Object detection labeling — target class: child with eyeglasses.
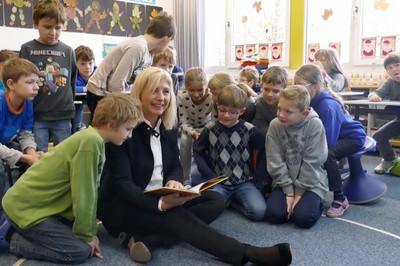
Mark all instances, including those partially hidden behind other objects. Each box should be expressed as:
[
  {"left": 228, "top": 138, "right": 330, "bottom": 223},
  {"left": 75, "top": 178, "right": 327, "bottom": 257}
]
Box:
[
  {"left": 193, "top": 85, "right": 268, "bottom": 221},
  {"left": 208, "top": 72, "right": 256, "bottom": 123}
]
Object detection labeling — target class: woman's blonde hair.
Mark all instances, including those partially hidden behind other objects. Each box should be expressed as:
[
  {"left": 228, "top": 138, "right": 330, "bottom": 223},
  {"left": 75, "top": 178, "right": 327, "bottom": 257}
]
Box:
[{"left": 130, "top": 67, "right": 177, "bottom": 130}]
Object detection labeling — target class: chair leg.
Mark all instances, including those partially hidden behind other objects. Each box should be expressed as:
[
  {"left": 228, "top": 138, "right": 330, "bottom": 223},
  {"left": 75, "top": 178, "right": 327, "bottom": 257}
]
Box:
[
  {"left": 343, "top": 156, "right": 387, "bottom": 204},
  {"left": 5, "top": 164, "right": 14, "bottom": 187}
]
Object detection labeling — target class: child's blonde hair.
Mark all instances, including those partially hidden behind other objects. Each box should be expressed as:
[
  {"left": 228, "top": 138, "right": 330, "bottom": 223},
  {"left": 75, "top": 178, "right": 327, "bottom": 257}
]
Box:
[
  {"left": 208, "top": 72, "right": 236, "bottom": 91},
  {"left": 279, "top": 85, "right": 310, "bottom": 112},
  {"left": 0, "top": 49, "right": 18, "bottom": 64},
  {"left": 75, "top": 45, "right": 95, "bottom": 62},
  {"left": 261, "top": 66, "right": 288, "bottom": 87},
  {"left": 2, "top": 58, "right": 39, "bottom": 89},
  {"left": 184, "top": 67, "right": 208, "bottom": 90},
  {"left": 314, "top": 48, "right": 349, "bottom": 88},
  {"left": 92, "top": 93, "right": 143, "bottom": 129},
  {"left": 237, "top": 83, "right": 256, "bottom": 98},
  {"left": 295, "top": 64, "right": 347, "bottom": 113},
  {"left": 217, "top": 85, "right": 247, "bottom": 109},
  {"left": 153, "top": 46, "right": 176, "bottom": 66},
  {"left": 130, "top": 67, "right": 177, "bottom": 130},
  {"left": 240, "top": 66, "right": 259, "bottom": 84},
  {"left": 33, "top": 0, "right": 67, "bottom": 25}
]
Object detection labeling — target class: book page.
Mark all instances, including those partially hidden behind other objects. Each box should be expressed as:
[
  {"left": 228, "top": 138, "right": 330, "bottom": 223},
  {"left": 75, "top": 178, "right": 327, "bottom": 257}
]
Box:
[{"left": 144, "top": 176, "right": 227, "bottom": 196}]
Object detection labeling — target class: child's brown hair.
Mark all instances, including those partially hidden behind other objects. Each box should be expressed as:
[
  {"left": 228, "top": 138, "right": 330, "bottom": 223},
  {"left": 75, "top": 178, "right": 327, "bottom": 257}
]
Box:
[
  {"left": 184, "top": 67, "right": 208, "bottom": 89},
  {"left": 2, "top": 58, "right": 40, "bottom": 90},
  {"left": 261, "top": 66, "right": 288, "bottom": 87},
  {"left": 383, "top": 52, "right": 400, "bottom": 70},
  {"left": 33, "top": 0, "right": 67, "bottom": 25},
  {"left": 145, "top": 11, "right": 176, "bottom": 40},
  {"left": 75, "top": 45, "right": 95, "bottom": 62},
  {"left": 153, "top": 46, "right": 176, "bottom": 66},
  {"left": 217, "top": 85, "right": 248, "bottom": 109},
  {"left": 240, "top": 66, "right": 259, "bottom": 85},
  {"left": 0, "top": 49, "right": 18, "bottom": 63},
  {"left": 92, "top": 93, "right": 143, "bottom": 129}
]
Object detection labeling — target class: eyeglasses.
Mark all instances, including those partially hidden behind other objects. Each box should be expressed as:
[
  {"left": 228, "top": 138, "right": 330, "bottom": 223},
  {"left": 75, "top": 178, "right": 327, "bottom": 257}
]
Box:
[{"left": 217, "top": 108, "right": 240, "bottom": 116}]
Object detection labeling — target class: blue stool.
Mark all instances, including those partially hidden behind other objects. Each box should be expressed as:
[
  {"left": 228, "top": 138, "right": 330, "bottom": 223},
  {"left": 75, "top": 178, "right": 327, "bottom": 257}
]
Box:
[{"left": 343, "top": 136, "right": 387, "bottom": 204}]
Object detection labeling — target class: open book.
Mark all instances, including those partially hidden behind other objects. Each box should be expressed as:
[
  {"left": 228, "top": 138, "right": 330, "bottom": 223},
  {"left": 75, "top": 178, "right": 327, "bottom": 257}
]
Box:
[{"left": 144, "top": 176, "right": 228, "bottom": 196}]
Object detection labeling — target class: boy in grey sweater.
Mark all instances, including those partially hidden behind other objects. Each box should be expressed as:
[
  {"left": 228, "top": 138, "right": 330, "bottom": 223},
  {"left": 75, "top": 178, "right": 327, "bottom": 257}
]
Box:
[{"left": 265, "top": 85, "right": 328, "bottom": 229}]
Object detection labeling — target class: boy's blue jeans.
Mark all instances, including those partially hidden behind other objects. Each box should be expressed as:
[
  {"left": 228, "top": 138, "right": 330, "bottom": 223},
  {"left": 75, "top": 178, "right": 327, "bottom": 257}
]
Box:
[
  {"left": 33, "top": 120, "right": 71, "bottom": 152},
  {"left": 211, "top": 182, "right": 267, "bottom": 221},
  {"left": 6, "top": 215, "right": 91, "bottom": 264}
]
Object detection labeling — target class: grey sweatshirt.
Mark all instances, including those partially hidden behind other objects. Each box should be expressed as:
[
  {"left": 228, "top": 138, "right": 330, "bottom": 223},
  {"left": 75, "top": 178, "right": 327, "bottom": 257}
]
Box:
[{"left": 266, "top": 108, "right": 328, "bottom": 199}]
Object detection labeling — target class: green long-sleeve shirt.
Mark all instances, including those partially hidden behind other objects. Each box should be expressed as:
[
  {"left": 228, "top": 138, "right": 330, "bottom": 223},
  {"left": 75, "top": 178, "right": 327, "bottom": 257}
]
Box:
[{"left": 2, "top": 126, "right": 105, "bottom": 243}]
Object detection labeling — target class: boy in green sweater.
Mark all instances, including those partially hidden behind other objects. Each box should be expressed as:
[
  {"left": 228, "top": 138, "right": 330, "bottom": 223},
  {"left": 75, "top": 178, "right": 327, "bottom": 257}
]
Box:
[{"left": 0, "top": 93, "right": 142, "bottom": 263}]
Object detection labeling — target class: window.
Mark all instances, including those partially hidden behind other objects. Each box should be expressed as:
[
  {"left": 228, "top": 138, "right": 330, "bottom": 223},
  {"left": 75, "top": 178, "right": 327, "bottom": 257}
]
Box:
[
  {"left": 204, "top": 0, "right": 227, "bottom": 68},
  {"left": 203, "top": 0, "right": 290, "bottom": 69},
  {"left": 353, "top": 0, "right": 400, "bottom": 64},
  {"left": 306, "top": 0, "right": 352, "bottom": 63},
  {"left": 230, "top": 0, "right": 289, "bottom": 66},
  {"left": 306, "top": 0, "right": 400, "bottom": 65}
]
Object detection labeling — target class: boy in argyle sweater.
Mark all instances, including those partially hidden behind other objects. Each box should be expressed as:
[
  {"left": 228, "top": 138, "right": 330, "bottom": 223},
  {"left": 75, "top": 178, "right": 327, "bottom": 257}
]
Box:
[{"left": 193, "top": 85, "right": 268, "bottom": 221}]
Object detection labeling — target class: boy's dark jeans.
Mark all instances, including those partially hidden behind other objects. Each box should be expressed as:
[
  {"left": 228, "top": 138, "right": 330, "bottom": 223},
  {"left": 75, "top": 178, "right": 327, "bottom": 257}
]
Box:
[{"left": 324, "top": 138, "right": 363, "bottom": 192}]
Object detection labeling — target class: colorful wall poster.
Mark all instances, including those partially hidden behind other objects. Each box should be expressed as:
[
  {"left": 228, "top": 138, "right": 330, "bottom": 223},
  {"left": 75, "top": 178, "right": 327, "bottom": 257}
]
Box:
[
  {"left": 329, "top": 42, "right": 341, "bottom": 58},
  {"left": 4, "top": 0, "right": 33, "bottom": 28},
  {"left": 246, "top": 44, "right": 256, "bottom": 58},
  {"left": 62, "top": 0, "right": 85, "bottom": 32},
  {"left": 259, "top": 44, "right": 269, "bottom": 59},
  {"left": 380, "top": 36, "right": 395, "bottom": 57},
  {"left": 126, "top": 3, "right": 145, "bottom": 37},
  {"left": 307, "top": 43, "right": 320, "bottom": 63},
  {"left": 271, "top": 43, "right": 282, "bottom": 61},
  {"left": 102, "top": 1, "right": 128, "bottom": 36},
  {"left": 235, "top": 45, "right": 244, "bottom": 61},
  {"left": 361, "top": 38, "right": 376, "bottom": 58}
]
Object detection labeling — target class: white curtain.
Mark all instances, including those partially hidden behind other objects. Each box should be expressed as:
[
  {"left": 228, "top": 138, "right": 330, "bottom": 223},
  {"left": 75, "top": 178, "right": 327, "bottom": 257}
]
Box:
[{"left": 173, "top": 0, "right": 205, "bottom": 71}]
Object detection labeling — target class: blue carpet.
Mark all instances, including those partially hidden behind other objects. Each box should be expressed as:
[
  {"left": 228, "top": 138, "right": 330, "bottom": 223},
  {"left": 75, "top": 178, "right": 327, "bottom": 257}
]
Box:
[{"left": 1, "top": 155, "right": 399, "bottom": 265}]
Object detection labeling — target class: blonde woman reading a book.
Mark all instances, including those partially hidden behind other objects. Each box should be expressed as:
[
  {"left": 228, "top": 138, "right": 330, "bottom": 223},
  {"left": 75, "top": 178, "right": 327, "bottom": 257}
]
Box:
[{"left": 97, "top": 67, "right": 292, "bottom": 265}]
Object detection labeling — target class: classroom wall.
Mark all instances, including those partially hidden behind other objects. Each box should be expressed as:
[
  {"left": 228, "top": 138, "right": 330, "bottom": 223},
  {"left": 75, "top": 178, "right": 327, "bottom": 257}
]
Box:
[{"left": 0, "top": 0, "right": 174, "bottom": 64}]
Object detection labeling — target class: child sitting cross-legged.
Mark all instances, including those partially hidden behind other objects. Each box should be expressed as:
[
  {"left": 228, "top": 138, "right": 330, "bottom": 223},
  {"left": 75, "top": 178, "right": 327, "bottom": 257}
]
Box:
[{"left": 193, "top": 85, "right": 268, "bottom": 221}]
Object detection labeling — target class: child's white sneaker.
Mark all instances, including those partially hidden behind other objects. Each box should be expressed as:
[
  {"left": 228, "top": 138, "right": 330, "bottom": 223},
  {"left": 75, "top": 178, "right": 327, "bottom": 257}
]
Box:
[{"left": 374, "top": 157, "right": 400, "bottom": 174}]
